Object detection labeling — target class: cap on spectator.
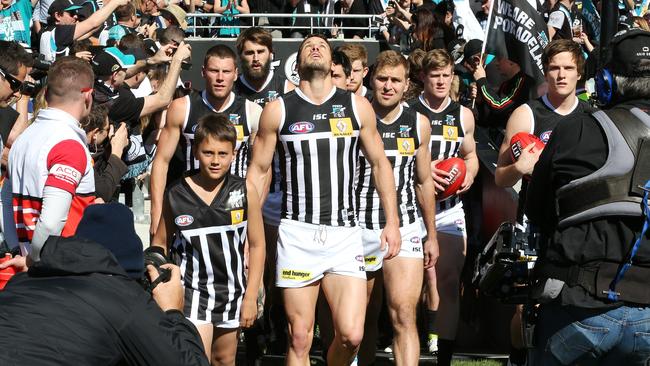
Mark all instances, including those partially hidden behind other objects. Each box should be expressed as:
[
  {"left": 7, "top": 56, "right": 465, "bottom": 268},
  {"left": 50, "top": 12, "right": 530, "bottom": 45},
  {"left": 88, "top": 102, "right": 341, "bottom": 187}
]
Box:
[
  {"left": 460, "top": 39, "right": 483, "bottom": 65},
  {"left": 74, "top": 203, "right": 144, "bottom": 280},
  {"left": 160, "top": 4, "right": 188, "bottom": 31},
  {"left": 607, "top": 28, "right": 650, "bottom": 76},
  {"left": 143, "top": 38, "right": 160, "bottom": 56},
  {"left": 447, "top": 38, "right": 466, "bottom": 65},
  {"left": 48, "top": 0, "right": 85, "bottom": 15},
  {"left": 123, "top": 47, "right": 148, "bottom": 62},
  {"left": 91, "top": 47, "right": 135, "bottom": 77}
]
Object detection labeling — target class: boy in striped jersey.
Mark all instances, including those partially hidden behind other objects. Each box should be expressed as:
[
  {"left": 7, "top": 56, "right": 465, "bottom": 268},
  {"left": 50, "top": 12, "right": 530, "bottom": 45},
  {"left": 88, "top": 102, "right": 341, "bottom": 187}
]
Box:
[
  {"left": 247, "top": 34, "right": 401, "bottom": 366},
  {"left": 356, "top": 50, "right": 439, "bottom": 366},
  {"left": 152, "top": 115, "right": 265, "bottom": 366}
]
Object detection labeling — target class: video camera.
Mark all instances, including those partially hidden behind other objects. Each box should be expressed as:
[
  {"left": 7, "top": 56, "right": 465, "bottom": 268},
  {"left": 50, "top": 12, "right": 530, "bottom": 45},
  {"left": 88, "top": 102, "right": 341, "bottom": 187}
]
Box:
[
  {"left": 141, "top": 246, "right": 172, "bottom": 293},
  {"left": 473, "top": 222, "right": 539, "bottom": 304},
  {"left": 22, "top": 54, "right": 53, "bottom": 97}
]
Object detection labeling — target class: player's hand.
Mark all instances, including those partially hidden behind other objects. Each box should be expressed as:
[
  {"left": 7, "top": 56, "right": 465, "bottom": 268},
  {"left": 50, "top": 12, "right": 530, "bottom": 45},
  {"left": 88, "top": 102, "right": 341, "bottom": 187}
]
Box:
[
  {"left": 75, "top": 51, "right": 93, "bottom": 61},
  {"left": 148, "top": 264, "right": 184, "bottom": 312},
  {"left": 423, "top": 237, "right": 439, "bottom": 269},
  {"left": 380, "top": 222, "right": 402, "bottom": 260},
  {"left": 473, "top": 63, "right": 486, "bottom": 80},
  {"left": 431, "top": 159, "right": 450, "bottom": 193},
  {"left": 0, "top": 255, "right": 28, "bottom": 272},
  {"left": 239, "top": 296, "right": 257, "bottom": 328},
  {"left": 110, "top": 122, "right": 129, "bottom": 156},
  {"left": 456, "top": 164, "right": 475, "bottom": 195},
  {"left": 515, "top": 142, "right": 542, "bottom": 176}
]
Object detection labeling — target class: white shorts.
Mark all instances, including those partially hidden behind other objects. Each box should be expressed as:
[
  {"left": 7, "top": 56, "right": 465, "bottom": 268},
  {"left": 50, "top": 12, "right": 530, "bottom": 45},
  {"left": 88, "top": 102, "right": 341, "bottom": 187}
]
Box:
[
  {"left": 362, "top": 219, "right": 425, "bottom": 272},
  {"left": 262, "top": 192, "right": 282, "bottom": 227},
  {"left": 188, "top": 318, "right": 240, "bottom": 329},
  {"left": 276, "top": 219, "right": 366, "bottom": 288},
  {"left": 435, "top": 201, "right": 467, "bottom": 237}
]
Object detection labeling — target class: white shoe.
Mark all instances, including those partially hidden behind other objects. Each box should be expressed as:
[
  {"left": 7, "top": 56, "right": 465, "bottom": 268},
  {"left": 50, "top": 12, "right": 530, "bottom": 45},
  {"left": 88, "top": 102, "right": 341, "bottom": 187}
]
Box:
[{"left": 427, "top": 334, "right": 438, "bottom": 354}]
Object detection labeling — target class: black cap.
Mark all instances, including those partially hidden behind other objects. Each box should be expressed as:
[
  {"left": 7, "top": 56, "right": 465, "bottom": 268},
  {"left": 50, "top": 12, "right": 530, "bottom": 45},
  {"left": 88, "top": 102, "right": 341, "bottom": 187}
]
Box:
[
  {"left": 607, "top": 29, "right": 650, "bottom": 76},
  {"left": 460, "top": 39, "right": 483, "bottom": 65},
  {"left": 123, "top": 47, "right": 147, "bottom": 62},
  {"left": 48, "top": 0, "right": 85, "bottom": 15},
  {"left": 91, "top": 47, "right": 135, "bottom": 77},
  {"left": 75, "top": 203, "right": 144, "bottom": 280}
]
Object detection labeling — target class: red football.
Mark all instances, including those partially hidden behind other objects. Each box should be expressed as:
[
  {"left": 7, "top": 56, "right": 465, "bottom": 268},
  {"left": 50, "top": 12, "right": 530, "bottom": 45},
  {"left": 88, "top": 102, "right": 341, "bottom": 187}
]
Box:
[
  {"left": 510, "top": 132, "right": 545, "bottom": 161},
  {"left": 435, "top": 157, "right": 467, "bottom": 200}
]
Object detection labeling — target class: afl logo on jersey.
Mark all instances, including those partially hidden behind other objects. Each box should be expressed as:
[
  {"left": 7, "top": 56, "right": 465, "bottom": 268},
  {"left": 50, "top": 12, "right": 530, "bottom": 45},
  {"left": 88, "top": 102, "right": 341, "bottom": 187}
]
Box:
[
  {"left": 289, "top": 122, "right": 315, "bottom": 134},
  {"left": 540, "top": 131, "right": 552, "bottom": 143},
  {"left": 175, "top": 215, "right": 194, "bottom": 227}
]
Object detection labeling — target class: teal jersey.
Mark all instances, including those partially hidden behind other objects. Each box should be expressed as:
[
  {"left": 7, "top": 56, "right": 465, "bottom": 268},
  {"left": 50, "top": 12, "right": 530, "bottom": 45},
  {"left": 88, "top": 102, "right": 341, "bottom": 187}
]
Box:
[{"left": 0, "top": 0, "right": 32, "bottom": 46}]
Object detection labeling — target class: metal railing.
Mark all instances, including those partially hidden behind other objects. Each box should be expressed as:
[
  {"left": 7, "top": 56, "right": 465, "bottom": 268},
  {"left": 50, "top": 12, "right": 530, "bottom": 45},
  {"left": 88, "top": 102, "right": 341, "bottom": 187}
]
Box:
[{"left": 186, "top": 13, "right": 383, "bottom": 39}]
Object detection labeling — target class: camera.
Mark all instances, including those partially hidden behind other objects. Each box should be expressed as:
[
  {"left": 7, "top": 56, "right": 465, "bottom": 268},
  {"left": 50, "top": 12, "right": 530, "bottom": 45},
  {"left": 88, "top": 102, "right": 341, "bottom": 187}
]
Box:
[
  {"left": 141, "top": 246, "right": 172, "bottom": 292},
  {"left": 473, "top": 222, "right": 539, "bottom": 304},
  {"left": 22, "top": 54, "right": 53, "bottom": 96}
]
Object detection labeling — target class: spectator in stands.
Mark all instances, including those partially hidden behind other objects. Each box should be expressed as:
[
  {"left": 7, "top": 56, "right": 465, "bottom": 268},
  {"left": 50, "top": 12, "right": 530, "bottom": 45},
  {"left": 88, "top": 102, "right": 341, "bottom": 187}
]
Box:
[
  {"left": 333, "top": 0, "right": 369, "bottom": 39},
  {"left": 0, "top": 0, "right": 33, "bottom": 46},
  {"left": 4, "top": 57, "right": 96, "bottom": 270},
  {"left": 383, "top": 0, "right": 413, "bottom": 51},
  {"left": 0, "top": 41, "right": 28, "bottom": 109},
  {"left": 40, "top": 0, "right": 129, "bottom": 62},
  {"left": 0, "top": 203, "right": 210, "bottom": 366},
  {"left": 403, "top": 48, "right": 425, "bottom": 101},
  {"left": 288, "top": 0, "right": 326, "bottom": 38},
  {"left": 215, "top": 0, "right": 249, "bottom": 38},
  {"left": 99, "top": 2, "right": 139, "bottom": 46},
  {"left": 547, "top": 0, "right": 579, "bottom": 40},
  {"left": 81, "top": 104, "right": 130, "bottom": 202},
  {"left": 411, "top": 7, "right": 445, "bottom": 52},
  {"left": 339, "top": 43, "right": 370, "bottom": 98},
  {"left": 140, "top": 0, "right": 167, "bottom": 29},
  {"left": 160, "top": 4, "right": 188, "bottom": 31}
]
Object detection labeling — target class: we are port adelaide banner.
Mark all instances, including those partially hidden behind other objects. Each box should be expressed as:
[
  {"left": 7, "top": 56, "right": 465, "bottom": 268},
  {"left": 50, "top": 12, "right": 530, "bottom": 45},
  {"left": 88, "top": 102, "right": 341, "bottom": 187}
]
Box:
[{"left": 485, "top": 0, "right": 550, "bottom": 83}]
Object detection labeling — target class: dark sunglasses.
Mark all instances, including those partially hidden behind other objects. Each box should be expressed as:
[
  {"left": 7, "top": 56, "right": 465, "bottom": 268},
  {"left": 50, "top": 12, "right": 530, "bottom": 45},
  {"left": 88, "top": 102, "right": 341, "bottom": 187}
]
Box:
[{"left": 0, "top": 66, "right": 23, "bottom": 93}]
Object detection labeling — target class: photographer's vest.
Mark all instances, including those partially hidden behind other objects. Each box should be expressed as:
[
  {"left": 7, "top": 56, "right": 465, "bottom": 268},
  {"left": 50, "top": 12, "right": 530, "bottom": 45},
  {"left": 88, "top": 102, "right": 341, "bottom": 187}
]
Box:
[{"left": 536, "top": 106, "right": 650, "bottom": 304}]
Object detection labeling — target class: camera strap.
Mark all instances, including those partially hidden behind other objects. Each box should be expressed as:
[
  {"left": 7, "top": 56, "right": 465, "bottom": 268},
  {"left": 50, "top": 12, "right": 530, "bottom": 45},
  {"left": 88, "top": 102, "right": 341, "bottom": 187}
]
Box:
[{"left": 147, "top": 267, "right": 172, "bottom": 293}]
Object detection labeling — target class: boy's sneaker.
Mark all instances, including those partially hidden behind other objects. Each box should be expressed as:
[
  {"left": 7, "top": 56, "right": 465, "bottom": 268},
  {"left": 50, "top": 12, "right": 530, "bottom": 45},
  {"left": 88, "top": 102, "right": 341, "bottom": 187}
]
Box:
[{"left": 427, "top": 333, "right": 438, "bottom": 354}]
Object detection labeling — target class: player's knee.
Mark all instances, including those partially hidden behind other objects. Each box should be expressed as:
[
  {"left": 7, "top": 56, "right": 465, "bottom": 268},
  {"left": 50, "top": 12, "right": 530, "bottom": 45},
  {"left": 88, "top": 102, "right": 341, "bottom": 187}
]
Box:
[
  {"left": 212, "top": 351, "right": 236, "bottom": 366},
  {"left": 288, "top": 325, "right": 313, "bottom": 355},
  {"left": 390, "top": 302, "right": 416, "bottom": 331},
  {"left": 339, "top": 325, "right": 364, "bottom": 349}
]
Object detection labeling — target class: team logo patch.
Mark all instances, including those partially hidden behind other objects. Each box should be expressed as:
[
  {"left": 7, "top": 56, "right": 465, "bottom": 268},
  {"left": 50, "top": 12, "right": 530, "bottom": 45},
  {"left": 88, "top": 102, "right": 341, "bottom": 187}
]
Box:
[
  {"left": 284, "top": 52, "right": 300, "bottom": 86},
  {"left": 410, "top": 236, "right": 421, "bottom": 243},
  {"left": 229, "top": 114, "right": 241, "bottom": 125},
  {"left": 364, "top": 256, "right": 378, "bottom": 265},
  {"left": 289, "top": 121, "right": 314, "bottom": 134},
  {"left": 267, "top": 91, "right": 279, "bottom": 102},
  {"left": 331, "top": 105, "right": 346, "bottom": 118},
  {"left": 397, "top": 138, "right": 415, "bottom": 156},
  {"left": 330, "top": 118, "right": 353, "bottom": 137},
  {"left": 231, "top": 209, "right": 244, "bottom": 225},
  {"left": 49, "top": 164, "right": 82, "bottom": 186},
  {"left": 281, "top": 269, "right": 312, "bottom": 280},
  {"left": 234, "top": 125, "right": 244, "bottom": 141},
  {"left": 399, "top": 125, "right": 411, "bottom": 137},
  {"left": 443, "top": 125, "right": 458, "bottom": 141},
  {"left": 175, "top": 214, "right": 194, "bottom": 227},
  {"left": 540, "top": 130, "right": 552, "bottom": 143},
  {"left": 355, "top": 255, "right": 365, "bottom": 263},
  {"left": 445, "top": 115, "right": 456, "bottom": 125},
  {"left": 227, "top": 189, "right": 245, "bottom": 209}
]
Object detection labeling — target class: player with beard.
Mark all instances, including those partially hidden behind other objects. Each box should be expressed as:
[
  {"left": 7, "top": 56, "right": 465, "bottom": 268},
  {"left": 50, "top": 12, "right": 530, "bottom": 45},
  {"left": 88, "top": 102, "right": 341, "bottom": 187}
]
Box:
[
  {"left": 234, "top": 27, "right": 294, "bottom": 107},
  {"left": 246, "top": 34, "right": 401, "bottom": 366},
  {"left": 150, "top": 45, "right": 262, "bottom": 236}
]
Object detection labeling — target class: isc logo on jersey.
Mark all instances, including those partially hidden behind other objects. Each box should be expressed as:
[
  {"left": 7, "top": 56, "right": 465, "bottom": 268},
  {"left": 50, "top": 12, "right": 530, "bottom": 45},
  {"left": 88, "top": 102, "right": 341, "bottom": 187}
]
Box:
[
  {"left": 397, "top": 138, "right": 415, "bottom": 156},
  {"left": 175, "top": 215, "right": 194, "bottom": 227},
  {"left": 289, "top": 122, "right": 315, "bottom": 134},
  {"left": 330, "top": 118, "right": 353, "bottom": 137},
  {"left": 50, "top": 164, "right": 82, "bottom": 186}
]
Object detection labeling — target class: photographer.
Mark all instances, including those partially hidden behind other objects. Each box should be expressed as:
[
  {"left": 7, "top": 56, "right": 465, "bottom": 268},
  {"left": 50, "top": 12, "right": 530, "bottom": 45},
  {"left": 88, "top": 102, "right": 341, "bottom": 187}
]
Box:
[
  {"left": 526, "top": 29, "right": 650, "bottom": 364},
  {"left": 0, "top": 203, "right": 209, "bottom": 365}
]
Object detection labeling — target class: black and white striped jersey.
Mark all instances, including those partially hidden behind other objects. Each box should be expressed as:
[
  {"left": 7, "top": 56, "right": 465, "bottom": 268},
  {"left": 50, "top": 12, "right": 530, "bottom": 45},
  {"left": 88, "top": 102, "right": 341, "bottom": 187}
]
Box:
[
  {"left": 180, "top": 91, "right": 253, "bottom": 178},
  {"left": 167, "top": 174, "right": 248, "bottom": 324},
  {"left": 234, "top": 70, "right": 289, "bottom": 194},
  {"left": 356, "top": 105, "right": 422, "bottom": 229},
  {"left": 408, "top": 96, "right": 465, "bottom": 161},
  {"left": 234, "top": 70, "right": 288, "bottom": 108},
  {"left": 277, "top": 87, "right": 361, "bottom": 227}
]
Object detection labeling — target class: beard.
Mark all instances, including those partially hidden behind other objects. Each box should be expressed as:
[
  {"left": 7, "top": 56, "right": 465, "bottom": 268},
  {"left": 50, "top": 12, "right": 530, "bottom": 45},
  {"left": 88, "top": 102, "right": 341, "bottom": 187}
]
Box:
[
  {"left": 242, "top": 59, "right": 271, "bottom": 81},
  {"left": 298, "top": 57, "right": 330, "bottom": 80}
]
